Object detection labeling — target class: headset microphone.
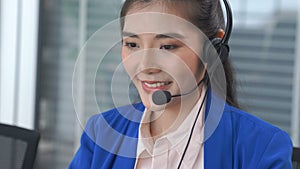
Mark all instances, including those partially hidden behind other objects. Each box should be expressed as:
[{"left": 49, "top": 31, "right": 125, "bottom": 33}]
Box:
[
  {"left": 152, "top": 90, "right": 172, "bottom": 105},
  {"left": 152, "top": 74, "right": 207, "bottom": 105}
]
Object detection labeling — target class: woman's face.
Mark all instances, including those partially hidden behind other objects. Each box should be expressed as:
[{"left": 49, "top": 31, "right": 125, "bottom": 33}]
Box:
[{"left": 121, "top": 3, "right": 205, "bottom": 109}]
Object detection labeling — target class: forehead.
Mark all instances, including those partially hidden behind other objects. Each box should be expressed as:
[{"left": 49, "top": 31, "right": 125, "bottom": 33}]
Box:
[{"left": 123, "top": 12, "right": 200, "bottom": 36}]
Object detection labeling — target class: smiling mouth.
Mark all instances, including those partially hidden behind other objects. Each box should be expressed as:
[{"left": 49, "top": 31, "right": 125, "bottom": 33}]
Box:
[{"left": 144, "top": 81, "right": 172, "bottom": 88}]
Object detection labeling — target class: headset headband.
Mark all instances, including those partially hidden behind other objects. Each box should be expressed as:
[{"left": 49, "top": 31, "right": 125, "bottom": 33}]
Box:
[{"left": 222, "top": 0, "right": 233, "bottom": 45}]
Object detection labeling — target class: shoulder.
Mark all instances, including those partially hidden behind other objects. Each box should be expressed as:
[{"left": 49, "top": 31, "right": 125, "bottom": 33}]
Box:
[
  {"left": 223, "top": 104, "right": 292, "bottom": 143},
  {"left": 207, "top": 102, "right": 292, "bottom": 146},
  {"left": 84, "top": 102, "right": 145, "bottom": 138},
  {"left": 69, "top": 103, "right": 144, "bottom": 168},
  {"left": 224, "top": 105, "right": 282, "bottom": 134},
  {"left": 223, "top": 104, "right": 293, "bottom": 168}
]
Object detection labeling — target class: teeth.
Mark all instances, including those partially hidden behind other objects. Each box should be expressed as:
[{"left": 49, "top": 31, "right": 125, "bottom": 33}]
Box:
[{"left": 144, "top": 82, "right": 169, "bottom": 88}]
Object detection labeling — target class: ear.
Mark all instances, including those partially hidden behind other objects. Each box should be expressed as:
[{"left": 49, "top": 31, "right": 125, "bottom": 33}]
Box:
[{"left": 215, "top": 29, "right": 225, "bottom": 39}]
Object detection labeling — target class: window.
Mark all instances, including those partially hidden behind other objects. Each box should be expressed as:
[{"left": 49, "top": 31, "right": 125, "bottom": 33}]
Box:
[{"left": 35, "top": 0, "right": 125, "bottom": 168}]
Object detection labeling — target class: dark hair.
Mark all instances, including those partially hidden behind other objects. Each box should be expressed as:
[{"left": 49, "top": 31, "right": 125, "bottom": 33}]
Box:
[{"left": 120, "top": 0, "right": 239, "bottom": 108}]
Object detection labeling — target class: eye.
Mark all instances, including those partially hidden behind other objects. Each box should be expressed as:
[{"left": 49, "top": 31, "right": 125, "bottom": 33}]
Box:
[
  {"left": 160, "top": 44, "right": 178, "bottom": 50},
  {"left": 124, "top": 42, "right": 139, "bottom": 49}
]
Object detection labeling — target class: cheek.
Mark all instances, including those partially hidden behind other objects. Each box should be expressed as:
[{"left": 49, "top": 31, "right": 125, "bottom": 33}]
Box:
[
  {"left": 121, "top": 48, "right": 131, "bottom": 74},
  {"left": 178, "top": 51, "right": 201, "bottom": 75},
  {"left": 121, "top": 48, "right": 138, "bottom": 79},
  {"left": 171, "top": 51, "right": 204, "bottom": 90},
  {"left": 121, "top": 47, "right": 129, "bottom": 60}
]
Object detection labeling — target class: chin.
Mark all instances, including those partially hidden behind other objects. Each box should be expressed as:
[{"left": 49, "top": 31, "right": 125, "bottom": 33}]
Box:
[{"left": 140, "top": 96, "right": 167, "bottom": 112}]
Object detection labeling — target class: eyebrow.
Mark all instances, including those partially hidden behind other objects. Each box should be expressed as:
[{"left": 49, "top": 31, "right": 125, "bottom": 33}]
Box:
[
  {"left": 122, "top": 31, "right": 185, "bottom": 40},
  {"left": 155, "top": 33, "right": 185, "bottom": 39},
  {"left": 122, "top": 31, "right": 139, "bottom": 38}
]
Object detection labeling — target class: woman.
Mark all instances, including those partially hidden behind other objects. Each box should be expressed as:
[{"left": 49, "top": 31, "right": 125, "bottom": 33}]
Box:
[{"left": 69, "top": 0, "right": 293, "bottom": 168}]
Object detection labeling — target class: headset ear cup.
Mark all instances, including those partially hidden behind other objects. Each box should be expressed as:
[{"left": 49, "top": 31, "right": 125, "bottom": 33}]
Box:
[
  {"left": 203, "top": 38, "right": 229, "bottom": 63},
  {"left": 211, "top": 38, "right": 222, "bottom": 47},
  {"left": 219, "top": 44, "right": 230, "bottom": 63}
]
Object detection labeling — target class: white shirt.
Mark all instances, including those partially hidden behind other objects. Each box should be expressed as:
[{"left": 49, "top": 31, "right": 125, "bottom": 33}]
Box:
[{"left": 134, "top": 88, "right": 206, "bottom": 169}]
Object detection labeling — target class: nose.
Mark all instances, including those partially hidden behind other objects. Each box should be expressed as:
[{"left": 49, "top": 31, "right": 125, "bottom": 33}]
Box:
[{"left": 139, "top": 49, "right": 161, "bottom": 74}]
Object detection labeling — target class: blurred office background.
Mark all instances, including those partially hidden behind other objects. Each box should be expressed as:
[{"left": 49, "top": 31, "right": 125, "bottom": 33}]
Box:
[{"left": 0, "top": 0, "right": 299, "bottom": 168}]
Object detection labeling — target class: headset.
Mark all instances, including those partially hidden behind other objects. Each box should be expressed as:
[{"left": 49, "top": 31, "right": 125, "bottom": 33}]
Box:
[{"left": 203, "top": 0, "right": 233, "bottom": 64}]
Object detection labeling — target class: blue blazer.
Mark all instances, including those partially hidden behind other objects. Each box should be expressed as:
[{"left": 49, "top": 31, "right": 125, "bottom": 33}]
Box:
[{"left": 69, "top": 91, "right": 293, "bottom": 169}]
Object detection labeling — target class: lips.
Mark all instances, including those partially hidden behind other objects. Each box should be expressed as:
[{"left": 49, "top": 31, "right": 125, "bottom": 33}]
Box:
[{"left": 141, "top": 81, "right": 172, "bottom": 93}]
